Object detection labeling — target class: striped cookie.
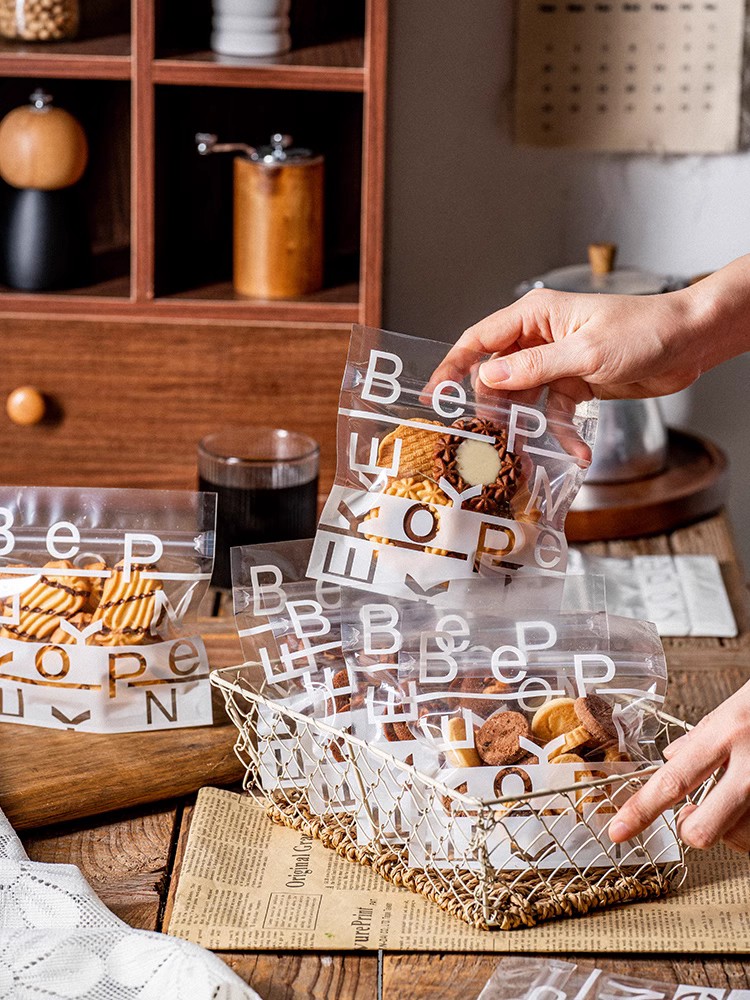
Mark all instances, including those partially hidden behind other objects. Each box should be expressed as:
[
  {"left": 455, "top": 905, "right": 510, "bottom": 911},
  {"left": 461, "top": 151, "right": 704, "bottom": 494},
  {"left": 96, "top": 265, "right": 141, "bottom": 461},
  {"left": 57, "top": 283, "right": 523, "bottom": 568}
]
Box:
[
  {"left": 1, "top": 560, "right": 91, "bottom": 642},
  {"left": 91, "top": 560, "right": 163, "bottom": 645}
]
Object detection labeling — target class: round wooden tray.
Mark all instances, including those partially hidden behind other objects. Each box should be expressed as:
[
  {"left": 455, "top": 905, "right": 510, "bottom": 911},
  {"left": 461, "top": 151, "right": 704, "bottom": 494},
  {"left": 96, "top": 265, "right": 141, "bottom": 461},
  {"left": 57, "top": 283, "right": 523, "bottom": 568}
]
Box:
[{"left": 566, "top": 429, "right": 728, "bottom": 542}]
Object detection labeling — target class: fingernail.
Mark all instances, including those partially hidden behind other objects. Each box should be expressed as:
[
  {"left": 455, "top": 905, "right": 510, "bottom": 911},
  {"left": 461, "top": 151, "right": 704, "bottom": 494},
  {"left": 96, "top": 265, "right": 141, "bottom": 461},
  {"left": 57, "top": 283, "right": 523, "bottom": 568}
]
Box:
[
  {"left": 608, "top": 819, "right": 630, "bottom": 843},
  {"left": 480, "top": 359, "right": 511, "bottom": 384}
]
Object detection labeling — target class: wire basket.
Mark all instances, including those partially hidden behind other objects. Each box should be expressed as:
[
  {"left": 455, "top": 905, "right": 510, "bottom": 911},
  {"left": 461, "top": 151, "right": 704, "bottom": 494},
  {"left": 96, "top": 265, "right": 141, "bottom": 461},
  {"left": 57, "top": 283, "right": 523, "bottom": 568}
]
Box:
[{"left": 211, "top": 663, "right": 713, "bottom": 932}]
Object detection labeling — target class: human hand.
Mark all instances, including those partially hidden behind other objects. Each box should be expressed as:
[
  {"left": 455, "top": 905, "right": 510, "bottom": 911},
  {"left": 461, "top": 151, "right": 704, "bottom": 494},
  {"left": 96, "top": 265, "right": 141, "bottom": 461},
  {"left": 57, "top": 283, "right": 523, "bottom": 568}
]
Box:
[
  {"left": 609, "top": 680, "right": 750, "bottom": 853},
  {"left": 426, "top": 286, "right": 708, "bottom": 402}
]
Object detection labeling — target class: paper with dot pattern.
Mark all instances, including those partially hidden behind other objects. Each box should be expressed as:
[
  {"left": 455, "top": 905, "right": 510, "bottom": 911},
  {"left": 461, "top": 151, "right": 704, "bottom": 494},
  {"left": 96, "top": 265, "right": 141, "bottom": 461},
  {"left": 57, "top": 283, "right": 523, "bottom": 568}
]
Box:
[{"left": 514, "top": 0, "right": 745, "bottom": 153}]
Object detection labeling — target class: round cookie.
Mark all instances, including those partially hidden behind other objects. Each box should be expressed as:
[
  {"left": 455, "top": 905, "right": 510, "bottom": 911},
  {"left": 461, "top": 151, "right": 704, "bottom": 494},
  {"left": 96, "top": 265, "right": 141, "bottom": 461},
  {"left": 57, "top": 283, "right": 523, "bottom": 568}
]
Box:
[
  {"left": 452, "top": 675, "right": 510, "bottom": 718},
  {"left": 377, "top": 420, "right": 444, "bottom": 481},
  {"left": 475, "top": 710, "right": 531, "bottom": 765},
  {"left": 433, "top": 417, "right": 523, "bottom": 517},
  {"left": 552, "top": 752, "right": 585, "bottom": 765},
  {"left": 549, "top": 724, "right": 592, "bottom": 759},
  {"left": 574, "top": 694, "right": 617, "bottom": 744},
  {"left": 531, "top": 697, "right": 579, "bottom": 744}
]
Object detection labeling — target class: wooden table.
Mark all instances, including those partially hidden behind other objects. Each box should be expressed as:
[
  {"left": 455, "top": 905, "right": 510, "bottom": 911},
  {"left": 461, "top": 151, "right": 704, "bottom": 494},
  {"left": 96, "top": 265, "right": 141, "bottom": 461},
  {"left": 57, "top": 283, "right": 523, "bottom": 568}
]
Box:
[{"left": 17, "top": 513, "right": 750, "bottom": 999}]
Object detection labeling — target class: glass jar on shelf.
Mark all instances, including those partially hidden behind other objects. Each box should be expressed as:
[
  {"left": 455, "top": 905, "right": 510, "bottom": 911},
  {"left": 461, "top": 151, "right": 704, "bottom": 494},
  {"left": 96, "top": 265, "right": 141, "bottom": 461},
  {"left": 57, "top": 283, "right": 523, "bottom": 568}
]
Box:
[{"left": 0, "top": 0, "right": 79, "bottom": 41}]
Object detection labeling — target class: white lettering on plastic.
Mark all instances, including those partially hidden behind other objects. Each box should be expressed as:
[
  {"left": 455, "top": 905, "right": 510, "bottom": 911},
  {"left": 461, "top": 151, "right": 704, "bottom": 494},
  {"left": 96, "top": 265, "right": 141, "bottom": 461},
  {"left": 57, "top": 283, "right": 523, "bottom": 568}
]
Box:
[
  {"left": 0, "top": 507, "right": 14, "bottom": 556},
  {"left": 349, "top": 431, "right": 401, "bottom": 477},
  {"left": 46, "top": 520, "right": 80, "bottom": 560},
  {"left": 419, "top": 632, "right": 458, "bottom": 684},
  {"left": 250, "top": 565, "right": 286, "bottom": 616},
  {"left": 431, "top": 380, "right": 466, "bottom": 418},
  {"left": 122, "top": 533, "right": 164, "bottom": 582},
  {"left": 361, "top": 603, "right": 401, "bottom": 655},
  {"left": 287, "top": 599, "right": 331, "bottom": 639},
  {"left": 516, "top": 620, "right": 558, "bottom": 654},
  {"left": 361, "top": 349, "right": 403, "bottom": 404},
  {"left": 490, "top": 644, "right": 527, "bottom": 684},
  {"left": 574, "top": 653, "right": 616, "bottom": 697}
]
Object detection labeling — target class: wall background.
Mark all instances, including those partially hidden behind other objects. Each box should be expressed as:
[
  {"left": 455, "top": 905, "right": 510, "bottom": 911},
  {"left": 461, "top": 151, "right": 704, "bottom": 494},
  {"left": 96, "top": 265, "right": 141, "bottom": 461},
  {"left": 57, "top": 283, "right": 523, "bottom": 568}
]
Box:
[{"left": 382, "top": 0, "right": 750, "bottom": 572}]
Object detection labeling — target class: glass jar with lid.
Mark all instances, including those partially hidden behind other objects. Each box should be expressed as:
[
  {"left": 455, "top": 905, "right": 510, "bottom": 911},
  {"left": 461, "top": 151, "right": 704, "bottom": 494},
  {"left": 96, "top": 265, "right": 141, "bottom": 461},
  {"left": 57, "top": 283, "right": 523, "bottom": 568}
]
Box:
[{"left": 0, "top": 0, "right": 79, "bottom": 41}]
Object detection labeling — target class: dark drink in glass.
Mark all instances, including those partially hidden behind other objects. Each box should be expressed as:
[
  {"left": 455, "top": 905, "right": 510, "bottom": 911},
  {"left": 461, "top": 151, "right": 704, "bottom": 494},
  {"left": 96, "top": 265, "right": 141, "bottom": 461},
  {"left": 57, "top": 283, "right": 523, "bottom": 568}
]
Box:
[{"left": 198, "top": 427, "right": 319, "bottom": 589}]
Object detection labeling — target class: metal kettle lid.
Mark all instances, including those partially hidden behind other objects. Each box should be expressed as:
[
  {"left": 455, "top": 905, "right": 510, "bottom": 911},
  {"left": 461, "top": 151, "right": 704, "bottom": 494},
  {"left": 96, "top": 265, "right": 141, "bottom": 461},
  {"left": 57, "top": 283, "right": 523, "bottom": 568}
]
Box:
[{"left": 526, "top": 243, "right": 670, "bottom": 296}]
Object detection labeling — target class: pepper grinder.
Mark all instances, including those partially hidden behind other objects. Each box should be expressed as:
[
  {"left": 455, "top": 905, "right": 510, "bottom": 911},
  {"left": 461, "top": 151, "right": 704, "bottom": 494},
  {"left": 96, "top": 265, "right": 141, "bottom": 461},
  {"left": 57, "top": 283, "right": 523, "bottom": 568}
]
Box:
[{"left": 0, "top": 89, "right": 91, "bottom": 291}]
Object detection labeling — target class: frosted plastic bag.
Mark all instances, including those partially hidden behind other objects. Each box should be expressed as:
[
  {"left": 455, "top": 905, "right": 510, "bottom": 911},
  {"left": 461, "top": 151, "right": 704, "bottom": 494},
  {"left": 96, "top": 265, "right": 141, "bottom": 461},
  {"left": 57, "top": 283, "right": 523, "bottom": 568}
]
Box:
[
  {"left": 0, "top": 487, "right": 215, "bottom": 732},
  {"left": 341, "top": 590, "right": 675, "bottom": 866},
  {"left": 478, "top": 958, "right": 749, "bottom": 1000},
  {"left": 307, "top": 325, "right": 598, "bottom": 601}
]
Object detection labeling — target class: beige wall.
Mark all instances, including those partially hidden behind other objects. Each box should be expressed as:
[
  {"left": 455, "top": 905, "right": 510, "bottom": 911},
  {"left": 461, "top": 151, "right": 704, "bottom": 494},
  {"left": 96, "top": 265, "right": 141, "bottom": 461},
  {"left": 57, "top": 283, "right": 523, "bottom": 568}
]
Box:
[{"left": 383, "top": 0, "right": 750, "bottom": 573}]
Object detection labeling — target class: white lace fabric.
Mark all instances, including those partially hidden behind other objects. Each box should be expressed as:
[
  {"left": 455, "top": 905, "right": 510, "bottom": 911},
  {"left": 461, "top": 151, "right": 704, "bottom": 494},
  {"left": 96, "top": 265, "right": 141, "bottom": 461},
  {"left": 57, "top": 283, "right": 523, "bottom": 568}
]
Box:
[{"left": 0, "top": 808, "right": 260, "bottom": 1000}]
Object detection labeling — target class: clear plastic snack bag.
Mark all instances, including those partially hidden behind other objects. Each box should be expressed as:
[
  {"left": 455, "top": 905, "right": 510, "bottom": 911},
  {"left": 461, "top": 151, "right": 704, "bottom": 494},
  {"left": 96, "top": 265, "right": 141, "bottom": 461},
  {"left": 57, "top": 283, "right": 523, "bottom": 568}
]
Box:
[
  {"left": 232, "top": 538, "right": 366, "bottom": 810},
  {"left": 307, "top": 325, "right": 598, "bottom": 601},
  {"left": 477, "top": 958, "right": 750, "bottom": 1000},
  {"left": 0, "top": 487, "right": 215, "bottom": 733},
  {"left": 341, "top": 589, "right": 678, "bottom": 869}
]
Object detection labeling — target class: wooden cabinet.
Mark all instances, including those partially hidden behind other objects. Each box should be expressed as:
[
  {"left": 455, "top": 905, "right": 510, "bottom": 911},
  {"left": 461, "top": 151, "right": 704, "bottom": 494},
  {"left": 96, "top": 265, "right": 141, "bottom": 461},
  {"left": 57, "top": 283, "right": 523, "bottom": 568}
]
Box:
[{"left": 0, "top": 0, "right": 385, "bottom": 484}]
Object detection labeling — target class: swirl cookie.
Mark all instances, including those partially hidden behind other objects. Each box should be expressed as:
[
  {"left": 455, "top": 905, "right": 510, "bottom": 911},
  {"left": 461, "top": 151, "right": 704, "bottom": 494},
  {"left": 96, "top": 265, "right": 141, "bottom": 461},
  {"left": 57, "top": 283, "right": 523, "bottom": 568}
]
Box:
[
  {"left": 377, "top": 420, "right": 444, "bottom": 481},
  {"left": 91, "top": 561, "right": 163, "bottom": 645},
  {"left": 1, "top": 560, "right": 91, "bottom": 642},
  {"left": 364, "top": 476, "right": 450, "bottom": 555},
  {"left": 476, "top": 710, "right": 531, "bottom": 765},
  {"left": 433, "top": 417, "right": 523, "bottom": 517}
]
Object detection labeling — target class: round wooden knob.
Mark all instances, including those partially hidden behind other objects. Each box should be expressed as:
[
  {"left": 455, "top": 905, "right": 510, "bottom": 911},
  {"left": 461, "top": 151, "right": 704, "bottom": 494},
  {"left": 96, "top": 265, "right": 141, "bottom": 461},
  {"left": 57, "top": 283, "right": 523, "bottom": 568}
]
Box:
[
  {"left": 588, "top": 242, "right": 618, "bottom": 276},
  {"left": 0, "top": 94, "right": 88, "bottom": 191},
  {"left": 7, "top": 386, "right": 45, "bottom": 426}
]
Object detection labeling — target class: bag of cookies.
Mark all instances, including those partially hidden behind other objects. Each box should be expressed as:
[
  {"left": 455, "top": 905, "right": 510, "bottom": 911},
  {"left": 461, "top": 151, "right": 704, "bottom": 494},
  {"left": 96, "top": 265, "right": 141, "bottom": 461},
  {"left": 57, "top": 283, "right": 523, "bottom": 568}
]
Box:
[
  {"left": 232, "top": 537, "right": 374, "bottom": 811},
  {"left": 0, "top": 486, "right": 216, "bottom": 733},
  {"left": 341, "top": 591, "right": 676, "bottom": 866},
  {"left": 307, "top": 325, "right": 598, "bottom": 601}
]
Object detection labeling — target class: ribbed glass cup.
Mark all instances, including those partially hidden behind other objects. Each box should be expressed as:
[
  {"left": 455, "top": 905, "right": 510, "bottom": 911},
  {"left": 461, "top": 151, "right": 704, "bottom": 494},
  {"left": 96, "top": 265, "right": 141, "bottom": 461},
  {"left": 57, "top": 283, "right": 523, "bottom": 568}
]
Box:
[{"left": 198, "top": 427, "right": 319, "bottom": 589}]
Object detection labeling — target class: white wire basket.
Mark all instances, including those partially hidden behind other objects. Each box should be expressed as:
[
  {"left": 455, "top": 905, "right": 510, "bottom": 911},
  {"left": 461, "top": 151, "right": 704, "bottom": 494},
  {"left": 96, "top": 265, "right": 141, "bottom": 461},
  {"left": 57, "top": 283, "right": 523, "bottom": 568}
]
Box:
[{"left": 211, "top": 663, "right": 712, "bottom": 931}]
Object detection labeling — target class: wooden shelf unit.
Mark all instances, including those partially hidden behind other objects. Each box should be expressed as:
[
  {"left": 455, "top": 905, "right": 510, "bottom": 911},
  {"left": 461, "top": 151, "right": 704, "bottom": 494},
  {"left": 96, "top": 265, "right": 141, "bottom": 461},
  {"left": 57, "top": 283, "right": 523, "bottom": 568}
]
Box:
[{"left": 0, "top": 0, "right": 386, "bottom": 325}]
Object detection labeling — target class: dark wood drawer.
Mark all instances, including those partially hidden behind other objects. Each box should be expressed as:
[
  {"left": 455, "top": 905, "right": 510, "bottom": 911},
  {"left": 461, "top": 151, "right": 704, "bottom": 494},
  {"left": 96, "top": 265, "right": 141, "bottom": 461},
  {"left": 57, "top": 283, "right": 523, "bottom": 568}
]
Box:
[{"left": 0, "top": 317, "right": 347, "bottom": 491}]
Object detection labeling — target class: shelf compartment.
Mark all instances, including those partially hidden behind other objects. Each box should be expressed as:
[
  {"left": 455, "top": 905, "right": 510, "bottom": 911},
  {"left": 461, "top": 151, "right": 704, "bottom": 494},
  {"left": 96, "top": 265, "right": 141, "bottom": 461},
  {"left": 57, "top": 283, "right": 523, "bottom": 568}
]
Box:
[
  {"left": 152, "top": 279, "right": 360, "bottom": 322},
  {"left": 153, "top": 38, "right": 365, "bottom": 92},
  {"left": 153, "top": 84, "right": 362, "bottom": 311},
  {"left": 0, "top": 34, "right": 131, "bottom": 80}
]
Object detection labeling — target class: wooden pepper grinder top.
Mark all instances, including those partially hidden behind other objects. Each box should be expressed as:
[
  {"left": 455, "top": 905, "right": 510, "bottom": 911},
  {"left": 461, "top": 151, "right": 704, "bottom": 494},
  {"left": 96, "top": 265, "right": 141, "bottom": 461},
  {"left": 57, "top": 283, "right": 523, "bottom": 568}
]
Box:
[
  {"left": 588, "top": 242, "right": 617, "bottom": 276},
  {"left": 0, "top": 90, "right": 91, "bottom": 291}
]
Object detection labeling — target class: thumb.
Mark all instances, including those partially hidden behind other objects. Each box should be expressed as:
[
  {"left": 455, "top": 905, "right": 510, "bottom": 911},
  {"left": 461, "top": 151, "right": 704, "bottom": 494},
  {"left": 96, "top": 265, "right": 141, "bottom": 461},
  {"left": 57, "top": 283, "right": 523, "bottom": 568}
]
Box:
[{"left": 479, "top": 342, "right": 584, "bottom": 390}]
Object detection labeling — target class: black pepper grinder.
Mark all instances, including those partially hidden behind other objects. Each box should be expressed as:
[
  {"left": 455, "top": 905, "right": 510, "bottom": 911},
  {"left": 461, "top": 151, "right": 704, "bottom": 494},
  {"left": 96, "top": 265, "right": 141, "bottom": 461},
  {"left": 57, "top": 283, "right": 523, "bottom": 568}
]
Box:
[{"left": 0, "top": 89, "right": 91, "bottom": 291}]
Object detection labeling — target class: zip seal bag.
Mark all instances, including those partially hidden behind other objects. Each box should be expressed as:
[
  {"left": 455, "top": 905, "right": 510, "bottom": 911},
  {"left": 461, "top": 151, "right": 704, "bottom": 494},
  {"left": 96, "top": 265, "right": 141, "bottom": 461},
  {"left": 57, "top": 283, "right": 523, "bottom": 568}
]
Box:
[
  {"left": 477, "top": 958, "right": 750, "bottom": 1000},
  {"left": 307, "top": 325, "right": 599, "bottom": 601},
  {"left": 340, "top": 589, "right": 678, "bottom": 869},
  {"left": 0, "top": 486, "right": 215, "bottom": 733}
]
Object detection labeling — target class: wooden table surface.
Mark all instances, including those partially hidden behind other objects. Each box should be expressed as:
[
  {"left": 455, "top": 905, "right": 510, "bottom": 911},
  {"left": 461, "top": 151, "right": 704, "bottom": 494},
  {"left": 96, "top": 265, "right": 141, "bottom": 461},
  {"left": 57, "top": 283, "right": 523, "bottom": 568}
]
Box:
[{"left": 16, "top": 512, "right": 750, "bottom": 1000}]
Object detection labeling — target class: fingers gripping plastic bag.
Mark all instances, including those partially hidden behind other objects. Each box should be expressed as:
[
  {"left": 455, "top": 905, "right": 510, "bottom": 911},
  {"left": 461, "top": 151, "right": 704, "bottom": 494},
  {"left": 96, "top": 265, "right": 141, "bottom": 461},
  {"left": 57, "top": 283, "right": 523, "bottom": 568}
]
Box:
[
  {"left": 341, "top": 591, "right": 678, "bottom": 870},
  {"left": 307, "top": 326, "right": 599, "bottom": 601},
  {"left": 477, "top": 958, "right": 749, "bottom": 1000},
  {"left": 0, "top": 487, "right": 215, "bottom": 733}
]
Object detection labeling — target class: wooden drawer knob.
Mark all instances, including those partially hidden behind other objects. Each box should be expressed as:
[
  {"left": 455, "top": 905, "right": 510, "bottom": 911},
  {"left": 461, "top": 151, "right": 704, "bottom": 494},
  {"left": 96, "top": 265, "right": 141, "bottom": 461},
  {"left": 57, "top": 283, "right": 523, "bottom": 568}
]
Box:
[{"left": 7, "top": 386, "right": 45, "bottom": 425}]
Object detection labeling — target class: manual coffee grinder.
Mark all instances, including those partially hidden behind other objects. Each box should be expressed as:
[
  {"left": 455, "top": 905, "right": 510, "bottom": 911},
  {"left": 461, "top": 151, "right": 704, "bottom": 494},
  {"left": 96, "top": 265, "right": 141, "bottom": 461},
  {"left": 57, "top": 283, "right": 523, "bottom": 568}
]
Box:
[{"left": 0, "top": 89, "right": 91, "bottom": 291}]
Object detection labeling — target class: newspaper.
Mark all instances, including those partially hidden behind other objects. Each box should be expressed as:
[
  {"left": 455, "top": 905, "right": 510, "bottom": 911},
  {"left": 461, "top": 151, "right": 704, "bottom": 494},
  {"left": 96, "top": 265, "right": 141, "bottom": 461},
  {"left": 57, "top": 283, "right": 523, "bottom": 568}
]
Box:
[{"left": 166, "top": 787, "right": 750, "bottom": 952}]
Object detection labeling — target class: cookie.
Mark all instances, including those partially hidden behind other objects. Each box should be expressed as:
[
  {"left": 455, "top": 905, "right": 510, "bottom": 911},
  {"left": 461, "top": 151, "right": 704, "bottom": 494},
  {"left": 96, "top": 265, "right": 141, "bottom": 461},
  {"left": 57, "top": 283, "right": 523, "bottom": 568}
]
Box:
[
  {"left": 48, "top": 612, "right": 92, "bottom": 645},
  {"left": 442, "top": 781, "right": 468, "bottom": 816},
  {"left": 603, "top": 744, "right": 630, "bottom": 763},
  {"left": 475, "top": 711, "right": 531, "bottom": 765},
  {"left": 382, "top": 719, "right": 414, "bottom": 742},
  {"left": 552, "top": 752, "right": 585, "bottom": 765},
  {"left": 80, "top": 560, "right": 108, "bottom": 613},
  {"left": 433, "top": 417, "right": 523, "bottom": 517},
  {"left": 531, "top": 697, "right": 579, "bottom": 744},
  {"left": 364, "top": 476, "right": 449, "bottom": 555},
  {"left": 377, "top": 420, "right": 444, "bottom": 480},
  {"left": 574, "top": 694, "right": 617, "bottom": 744},
  {"left": 510, "top": 484, "right": 543, "bottom": 525},
  {"left": 549, "top": 724, "right": 592, "bottom": 759},
  {"left": 451, "top": 675, "right": 510, "bottom": 718},
  {"left": 445, "top": 716, "right": 481, "bottom": 767},
  {"left": 91, "top": 561, "right": 163, "bottom": 645},
  {"left": 332, "top": 668, "right": 352, "bottom": 712},
  {"left": 1, "top": 560, "right": 91, "bottom": 642}
]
